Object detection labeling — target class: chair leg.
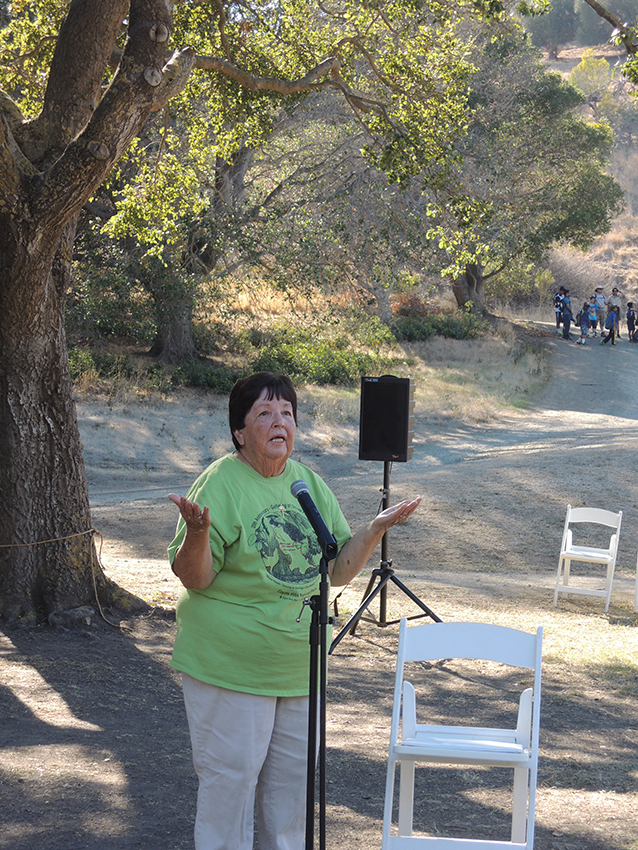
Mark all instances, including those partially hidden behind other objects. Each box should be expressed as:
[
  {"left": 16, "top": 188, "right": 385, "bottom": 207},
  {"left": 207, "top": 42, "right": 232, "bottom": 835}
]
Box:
[
  {"left": 605, "top": 562, "right": 616, "bottom": 613},
  {"left": 382, "top": 760, "right": 396, "bottom": 849},
  {"left": 397, "top": 760, "right": 416, "bottom": 836},
  {"left": 554, "top": 556, "right": 569, "bottom": 606},
  {"left": 511, "top": 766, "right": 529, "bottom": 844},
  {"left": 554, "top": 557, "right": 563, "bottom": 607}
]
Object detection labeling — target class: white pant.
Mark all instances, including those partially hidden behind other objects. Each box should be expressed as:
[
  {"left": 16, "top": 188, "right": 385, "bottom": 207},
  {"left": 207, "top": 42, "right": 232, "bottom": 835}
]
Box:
[{"left": 182, "top": 674, "right": 310, "bottom": 850}]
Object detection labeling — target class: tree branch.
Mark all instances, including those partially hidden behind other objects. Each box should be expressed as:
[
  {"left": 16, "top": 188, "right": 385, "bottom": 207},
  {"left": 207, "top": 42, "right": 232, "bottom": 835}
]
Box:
[
  {"left": 32, "top": 1, "right": 183, "bottom": 229},
  {"left": 22, "top": 0, "right": 129, "bottom": 163},
  {"left": 580, "top": 0, "right": 637, "bottom": 57},
  {"left": 194, "top": 54, "right": 342, "bottom": 93}
]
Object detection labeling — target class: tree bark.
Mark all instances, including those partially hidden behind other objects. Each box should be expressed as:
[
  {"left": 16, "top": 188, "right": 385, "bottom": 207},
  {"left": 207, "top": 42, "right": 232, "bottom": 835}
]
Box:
[
  {"left": 148, "top": 293, "right": 198, "bottom": 363},
  {"left": 0, "top": 217, "right": 146, "bottom": 622},
  {"left": 451, "top": 263, "right": 486, "bottom": 313},
  {"left": 0, "top": 0, "right": 182, "bottom": 623}
]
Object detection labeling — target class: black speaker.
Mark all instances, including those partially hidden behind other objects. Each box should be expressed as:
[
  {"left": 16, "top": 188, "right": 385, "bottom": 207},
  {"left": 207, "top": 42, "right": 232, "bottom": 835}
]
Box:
[{"left": 358, "top": 375, "right": 414, "bottom": 462}]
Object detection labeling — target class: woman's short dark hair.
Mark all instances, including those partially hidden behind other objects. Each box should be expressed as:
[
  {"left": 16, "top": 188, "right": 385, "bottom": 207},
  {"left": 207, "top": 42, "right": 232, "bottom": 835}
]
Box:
[{"left": 229, "top": 372, "right": 297, "bottom": 450}]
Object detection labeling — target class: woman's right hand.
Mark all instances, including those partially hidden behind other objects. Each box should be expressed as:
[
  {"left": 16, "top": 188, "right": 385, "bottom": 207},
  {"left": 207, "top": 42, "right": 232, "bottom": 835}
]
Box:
[
  {"left": 168, "top": 494, "right": 216, "bottom": 589},
  {"left": 168, "top": 493, "right": 211, "bottom": 533}
]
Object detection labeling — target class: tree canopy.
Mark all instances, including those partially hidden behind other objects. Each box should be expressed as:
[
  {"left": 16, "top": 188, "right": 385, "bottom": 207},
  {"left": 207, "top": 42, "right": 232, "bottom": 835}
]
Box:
[{"left": 1, "top": 0, "right": 535, "bottom": 623}]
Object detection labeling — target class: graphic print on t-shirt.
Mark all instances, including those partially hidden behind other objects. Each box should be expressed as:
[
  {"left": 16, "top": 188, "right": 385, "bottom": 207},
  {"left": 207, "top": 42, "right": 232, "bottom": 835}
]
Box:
[{"left": 248, "top": 506, "right": 322, "bottom": 587}]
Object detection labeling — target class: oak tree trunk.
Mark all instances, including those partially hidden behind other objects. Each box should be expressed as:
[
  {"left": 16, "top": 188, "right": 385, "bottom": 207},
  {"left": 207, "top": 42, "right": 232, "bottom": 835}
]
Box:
[
  {"left": 148, "top": 295, "right": 197, "bottom": 364},
  {"left": 0, "top": 221, "right": 132, "bottom": 622},
  {"left": 0, "top": 0, "right": 189, "bottom": 623},
  {"left": 451, "top": 263, "right": 486, "bottom": 314}
]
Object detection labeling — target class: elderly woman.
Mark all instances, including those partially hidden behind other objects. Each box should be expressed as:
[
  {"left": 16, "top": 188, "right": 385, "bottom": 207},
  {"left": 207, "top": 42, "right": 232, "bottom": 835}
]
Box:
[{"left": 168, "top": 371, "right": 420, "bottom": 850}]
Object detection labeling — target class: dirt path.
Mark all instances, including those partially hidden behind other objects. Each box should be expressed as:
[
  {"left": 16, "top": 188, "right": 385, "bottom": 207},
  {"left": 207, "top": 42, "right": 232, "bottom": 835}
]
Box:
[{"left": 1, "top": 326, "right": 637, "bottom": 850}]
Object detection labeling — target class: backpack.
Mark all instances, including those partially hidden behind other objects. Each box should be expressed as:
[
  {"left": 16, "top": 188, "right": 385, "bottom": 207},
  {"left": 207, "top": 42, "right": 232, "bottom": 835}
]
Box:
[
  {"left": 553, "top": 293, "right": 563, "bottom": 309},
  {"left": 605, "top": 312, "right": 615, "bottom": 329}
]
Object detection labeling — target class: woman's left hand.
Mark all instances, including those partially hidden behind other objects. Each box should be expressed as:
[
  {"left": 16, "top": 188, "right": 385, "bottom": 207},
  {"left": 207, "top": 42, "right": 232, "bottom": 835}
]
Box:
[
  {"left": 330, "top": 496, "right": 422, "bottom": 588},
  {"left": 374, "top": 497, "right": 422, "bottom": 531}
]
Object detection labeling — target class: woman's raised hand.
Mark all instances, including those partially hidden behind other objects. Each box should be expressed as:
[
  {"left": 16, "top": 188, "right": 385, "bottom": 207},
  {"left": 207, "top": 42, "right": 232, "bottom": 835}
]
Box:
[{"left": 168, "top": 493, "right": 211, "bottom": 532}]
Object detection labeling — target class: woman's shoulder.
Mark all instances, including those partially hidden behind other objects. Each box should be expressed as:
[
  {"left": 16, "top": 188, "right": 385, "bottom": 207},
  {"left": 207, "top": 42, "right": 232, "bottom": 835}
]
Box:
[{"left": 189, "top": 452, "right": 241, "bottom": 488}]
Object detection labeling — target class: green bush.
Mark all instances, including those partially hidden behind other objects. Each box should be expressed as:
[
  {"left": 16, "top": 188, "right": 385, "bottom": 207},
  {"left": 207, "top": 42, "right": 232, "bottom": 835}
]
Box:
[
  {"left": 68, "top": 347, "right": 98, "bottom": 380},
  {"left": 172, "top": 361, "right": 245, "bottom": 394},
  {"left": 68, "top": 348, "right": 136, "bottom": 381},
  {"left": 390, "top": 311, "right": 486, "bottom": 341},
  {"left": 252, "top": 341, "right": 382, "bottom": 386}
]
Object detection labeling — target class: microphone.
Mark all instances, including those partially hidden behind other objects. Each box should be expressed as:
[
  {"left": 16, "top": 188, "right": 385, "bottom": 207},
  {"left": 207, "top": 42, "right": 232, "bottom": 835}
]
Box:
[{"left": 291, "top": 480, "right": 338, "bottom": 560}]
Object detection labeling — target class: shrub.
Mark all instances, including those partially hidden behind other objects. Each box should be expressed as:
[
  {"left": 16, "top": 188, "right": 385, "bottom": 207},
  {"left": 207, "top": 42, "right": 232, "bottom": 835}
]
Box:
[
  {"left": 391, "top": 311, "right": 486, "bottom": 341},
  {"left": 172, "top": 361, "right": 245, "bottom": 394},
  {"left": 252, "top": 341, "right": 382, "bottom": 386}
]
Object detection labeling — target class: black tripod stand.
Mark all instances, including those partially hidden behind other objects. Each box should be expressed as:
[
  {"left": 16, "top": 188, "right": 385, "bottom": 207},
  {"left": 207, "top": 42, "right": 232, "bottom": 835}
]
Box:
[{"left": 330, "top": 461, "right": 441, "bottom": 654}]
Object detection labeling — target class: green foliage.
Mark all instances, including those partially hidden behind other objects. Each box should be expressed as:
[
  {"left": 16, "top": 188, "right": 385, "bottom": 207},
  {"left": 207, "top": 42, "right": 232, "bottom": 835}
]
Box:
[
  {"left": 242, "top": 320, "right": 393, "bottom": 385},
  {"left": 428, "top": 31, "right": 625, "bottom": 290},
  {"left": 0, "top": 0, "right": 69, "bottom": 116},
  {"left": 252, "top": 340, "right": 381, "bottom": 386},
  {"left": 569, "top": 49, "right": 610, "bottom": 96},
  {"left": 66, "top": 257, "right": 156, "bottom": 345},
  {"left": 485, "top": 261, "right": 555, "bottom": 306},
  {"left": 390, "top": 311, "right": 487, "bottom": 341},
  {"left": 172, "top": 361, "right": 244, "bottom": 394}
]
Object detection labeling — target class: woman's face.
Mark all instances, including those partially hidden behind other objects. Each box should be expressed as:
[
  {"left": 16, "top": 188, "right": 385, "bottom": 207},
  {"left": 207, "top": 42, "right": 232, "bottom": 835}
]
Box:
[{"left": 233, "top": 389, "right": 296, "bottom": 474}]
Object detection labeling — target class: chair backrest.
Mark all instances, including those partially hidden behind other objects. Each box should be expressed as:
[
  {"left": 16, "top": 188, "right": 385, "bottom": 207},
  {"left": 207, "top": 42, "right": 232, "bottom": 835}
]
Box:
[
  {"left": 566, "top": 505, "right": 622, "bottom": 530},
  {"left": 562, "top": 505, "right": 622, "bottom": 556},
  {"left": 400, "top": 621, "right": 541, "bottom": 669},
  {"left": 390, "top": 620, "right": 543, "bottom": 752}
]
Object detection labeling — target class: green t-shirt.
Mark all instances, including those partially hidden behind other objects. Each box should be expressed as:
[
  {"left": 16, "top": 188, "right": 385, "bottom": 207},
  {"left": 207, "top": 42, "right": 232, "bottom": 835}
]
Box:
[{"left": 168, "top": 454, "right": 351, "bottom": 696}]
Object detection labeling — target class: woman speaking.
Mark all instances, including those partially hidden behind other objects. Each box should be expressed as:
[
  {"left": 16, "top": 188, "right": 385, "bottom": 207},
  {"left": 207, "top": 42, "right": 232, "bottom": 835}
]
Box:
[{"left": 168, "top": 371, "right": 420, "bottom": 850}]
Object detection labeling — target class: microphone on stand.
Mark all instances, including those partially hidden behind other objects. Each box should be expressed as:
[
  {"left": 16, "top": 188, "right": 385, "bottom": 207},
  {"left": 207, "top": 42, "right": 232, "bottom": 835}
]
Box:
[{"left": 290, "top": 480, "right": 338, "bottom": 560}]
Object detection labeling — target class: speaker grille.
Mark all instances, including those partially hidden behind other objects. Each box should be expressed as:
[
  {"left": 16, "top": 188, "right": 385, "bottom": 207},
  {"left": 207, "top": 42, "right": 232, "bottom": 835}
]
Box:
[{"left": 358, "top": 376, "right": 414, "bottom": 462}]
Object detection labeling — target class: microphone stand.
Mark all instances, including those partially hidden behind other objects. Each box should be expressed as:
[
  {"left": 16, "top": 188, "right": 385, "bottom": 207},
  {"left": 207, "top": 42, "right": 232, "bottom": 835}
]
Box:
[{"left": 304, "top": 525, "right": 337, "bottom": 850}]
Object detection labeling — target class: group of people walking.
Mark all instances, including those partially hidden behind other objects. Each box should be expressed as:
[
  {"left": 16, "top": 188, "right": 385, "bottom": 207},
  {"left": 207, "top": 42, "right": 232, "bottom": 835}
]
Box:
[{"left": 553, "top": 285, "right": 636, "bottom": 346}]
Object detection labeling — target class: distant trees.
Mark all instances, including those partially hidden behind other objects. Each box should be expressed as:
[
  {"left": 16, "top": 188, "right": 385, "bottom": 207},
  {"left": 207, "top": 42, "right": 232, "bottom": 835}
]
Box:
[
  {"left": 234, "top": 30, "right": 624, "bottom": 315},
  {"left": 521, "top": 0, "right": 637, "bottom": 61},
  {"left": 523, "top": 0, "right": 578, "bottom": 58},
  {"left": 438, "top": 33, "right": 624, "bottom": 311},
  {"left": 579, "top": 0, "right": 638, "bottom": 87}
]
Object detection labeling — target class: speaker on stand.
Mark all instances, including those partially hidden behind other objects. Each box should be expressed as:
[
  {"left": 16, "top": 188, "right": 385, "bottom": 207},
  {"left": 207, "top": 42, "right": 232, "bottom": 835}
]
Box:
[{"left": 330, "top": 376, "right": 441, "bottom": 654}]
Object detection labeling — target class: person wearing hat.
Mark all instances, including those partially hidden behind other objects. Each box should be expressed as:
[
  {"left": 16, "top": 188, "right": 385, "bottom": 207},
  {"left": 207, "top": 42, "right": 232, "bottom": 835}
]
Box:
[
  {"left": 594, "top": 287, "right": 607, "bottom": 319},
  {"left": 553, "top": 286, "right": 565, "bottom": 332},
  {"left": 561, "top": 289, "right": 574, "bottom": 340}
]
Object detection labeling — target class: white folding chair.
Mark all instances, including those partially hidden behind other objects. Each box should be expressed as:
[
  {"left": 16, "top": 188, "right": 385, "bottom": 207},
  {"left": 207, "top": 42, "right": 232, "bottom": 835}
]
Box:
[
  {"left": 554, "top": 505, "right": 622, "bottom": 613},
  {"left": 382, "top": 620, "right": 543, "bottom": 850}
]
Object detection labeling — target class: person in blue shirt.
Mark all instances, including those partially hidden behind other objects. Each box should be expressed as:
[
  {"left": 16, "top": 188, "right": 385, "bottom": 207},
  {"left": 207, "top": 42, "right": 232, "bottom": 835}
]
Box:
[
  {"left": 626, "top": 302, "right": 636, "bottom": 342},
  {"left": 576, "top": 302, "right": 590, "bottom": 345},
  {"left": 588, "top": 297, "right": 599, "bottom": 337},
  {"left": 601, "top": 306, "right": 619, "bottom": 345},
  {"left": 561, "top": 290, "right": 573, "bottom": 340}
]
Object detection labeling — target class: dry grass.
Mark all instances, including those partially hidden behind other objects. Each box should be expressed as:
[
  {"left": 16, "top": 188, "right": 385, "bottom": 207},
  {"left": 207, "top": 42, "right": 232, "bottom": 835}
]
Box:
[{"left": 291, "top": 332, "right": 551, "bottom": 430}]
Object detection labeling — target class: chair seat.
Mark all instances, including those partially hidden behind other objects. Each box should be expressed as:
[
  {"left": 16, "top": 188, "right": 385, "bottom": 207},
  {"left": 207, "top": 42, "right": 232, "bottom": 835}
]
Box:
[
  {"left": 398, "top": 736, "right": 528, "bottom": 757},
  {"left": 397, "top": 720, "right": 528, "bottom": 758},
  {"left": 561, "top": 545, "right": 613, "bottom": 562}
]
